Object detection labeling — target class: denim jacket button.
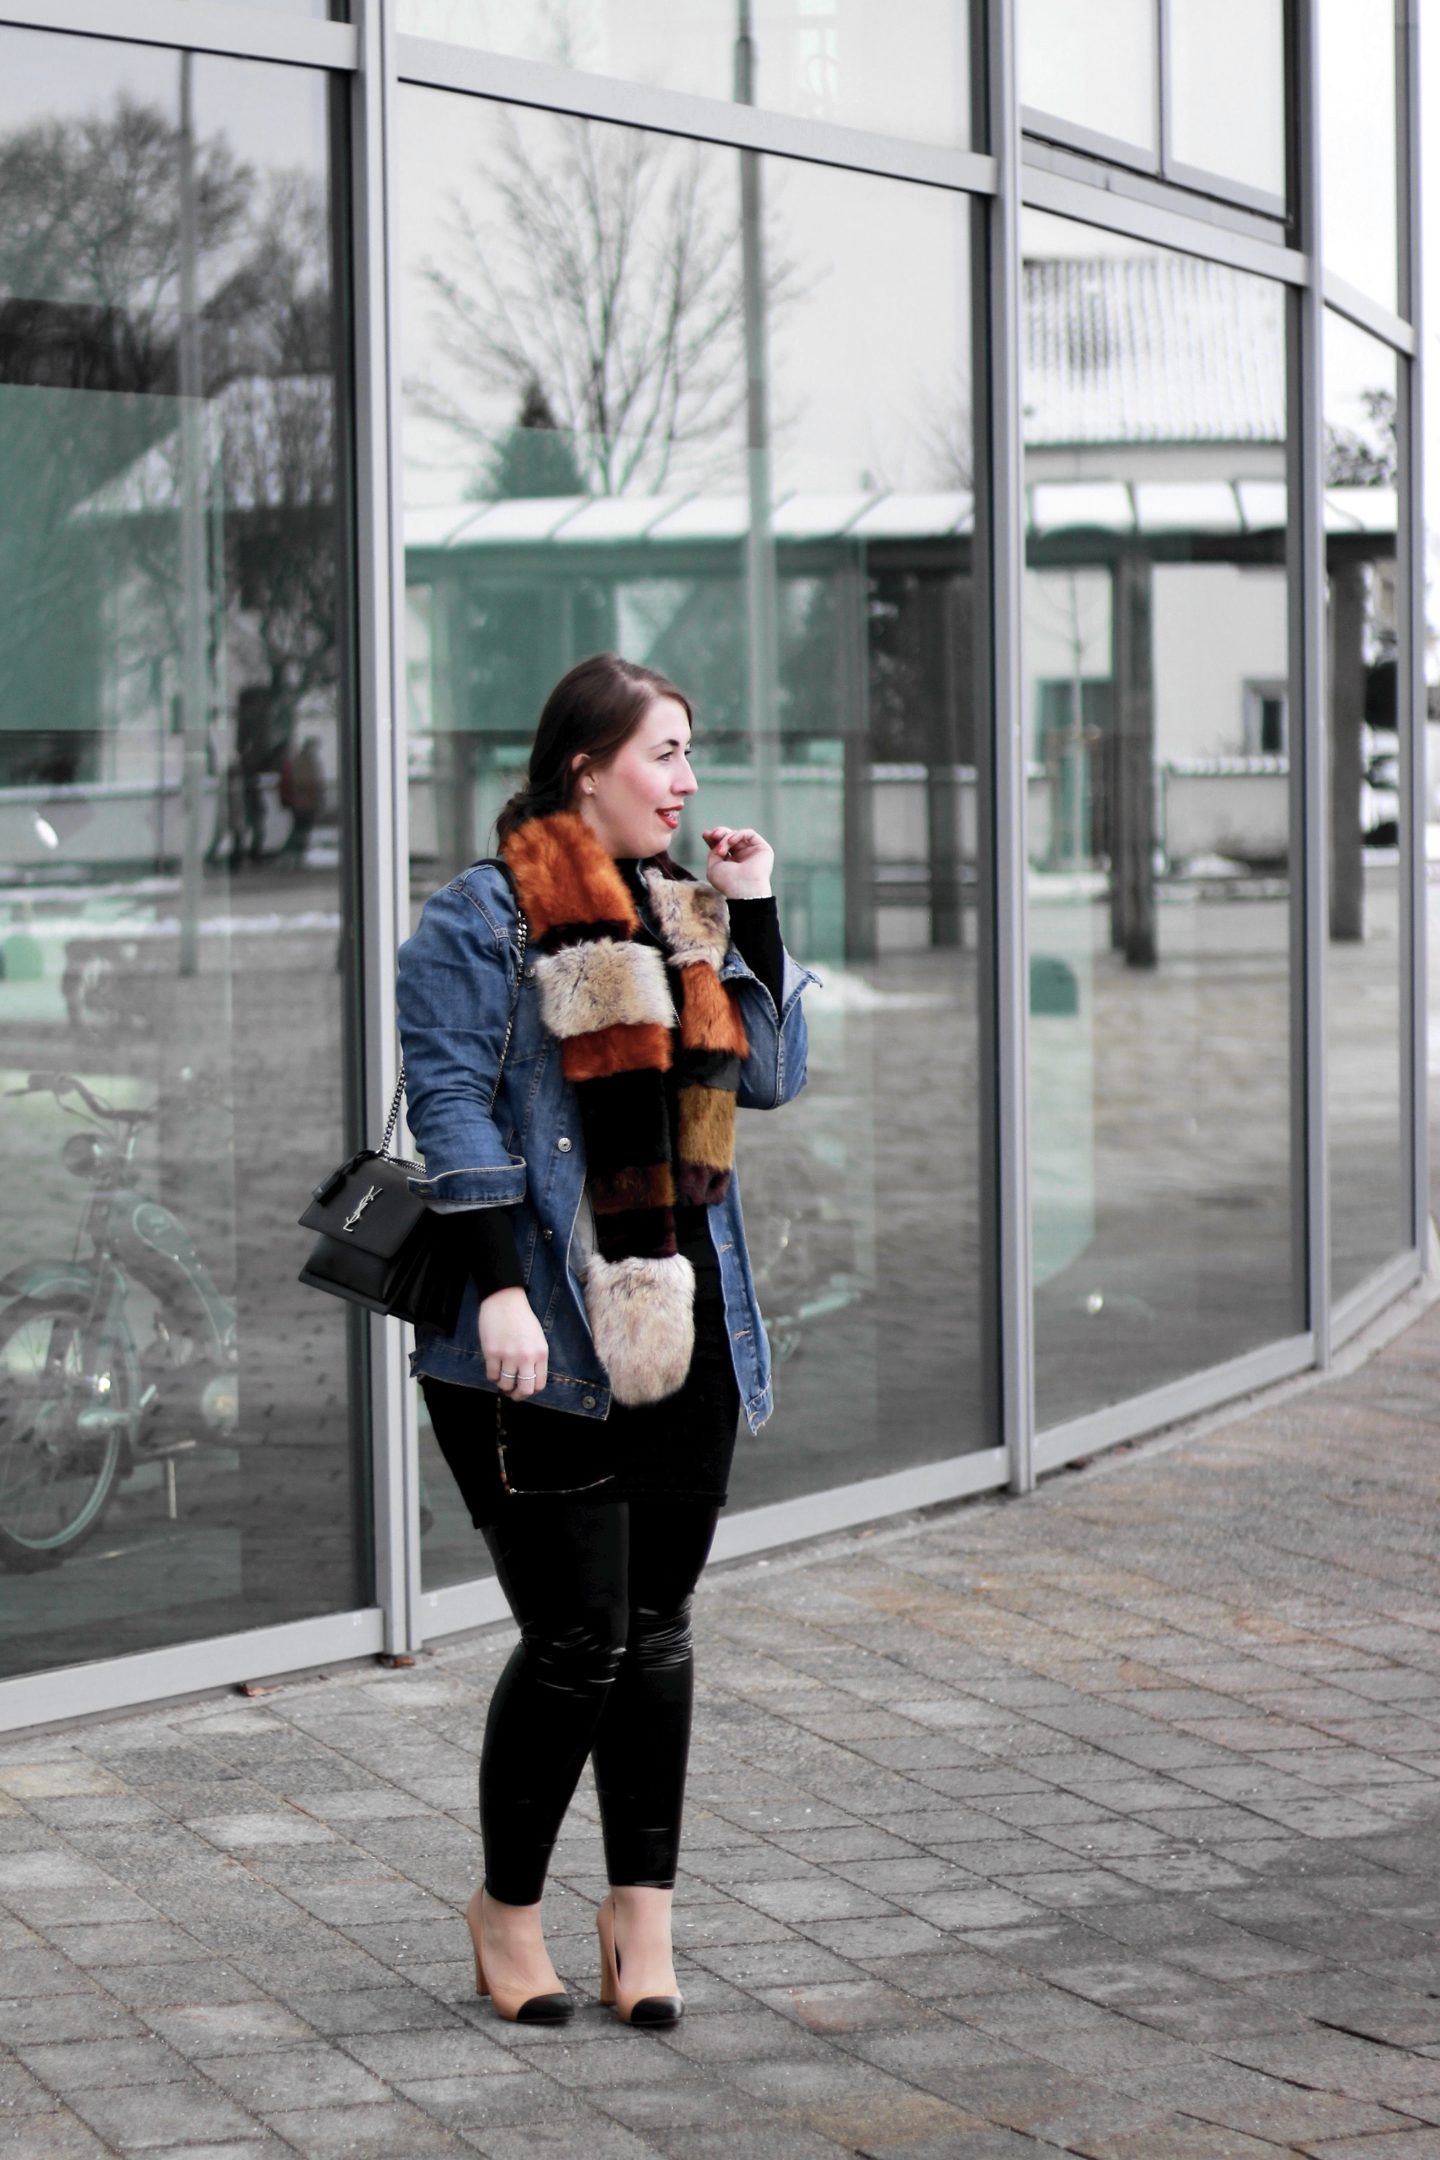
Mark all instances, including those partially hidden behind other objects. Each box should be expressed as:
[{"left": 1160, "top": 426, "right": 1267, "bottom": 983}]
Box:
[
  {"left": 556, "top": 1136, "right": 572, "bottom": 1152},
  {"left": 542, "top": 1227, "right": 553, "bottom": 1241},
  {"left": 582, "top": 1394, "right": 597, "bottom": 1409}
]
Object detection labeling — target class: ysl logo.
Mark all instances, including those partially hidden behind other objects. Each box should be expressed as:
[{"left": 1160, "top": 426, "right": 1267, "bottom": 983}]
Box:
[{"left": 343, "top": 1184, "right": 381, "bottom": 1232}]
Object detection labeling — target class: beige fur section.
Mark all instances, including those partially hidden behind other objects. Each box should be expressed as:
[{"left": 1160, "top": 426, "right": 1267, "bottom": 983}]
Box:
[
  {"left": 583, "top": 1251, "right": 697, "bottom": 1405},
  {"left": 533, "top": 939, "right": 674, "bottom": 1040},
  {"left": 642, "top": 871, "right": 730, "bottom": 972}
]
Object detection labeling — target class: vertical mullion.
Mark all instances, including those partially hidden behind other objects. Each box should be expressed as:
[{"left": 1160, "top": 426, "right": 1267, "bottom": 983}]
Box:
[
  {"left": 1156, "top": 0, "right": 1172, "bottom": 178},
  {"left": 1398, "top": 0, "right": 1427, "bottom": 1260},
  {"left": 352, "top": 0, "right": 419, "bottom": 1651},
  {"left": 975, "top": 0, "right": 1034, "bottom": 1493},
  {"left": 1292, "top": 0, "right": 1329, "bottom": 1361}
]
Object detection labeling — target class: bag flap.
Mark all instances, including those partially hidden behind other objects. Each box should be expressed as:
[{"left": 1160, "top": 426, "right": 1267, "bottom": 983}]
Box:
[{"left": 299, "top": 1153, "right": 430, "bottom": 1257}]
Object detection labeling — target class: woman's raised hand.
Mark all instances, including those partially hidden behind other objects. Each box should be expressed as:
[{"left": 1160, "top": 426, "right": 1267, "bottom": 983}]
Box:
[
  {"left": 702, "top": 826, "right": 773, "bottom": 899},
  {"left": 479, "top": 1287, "right": 549, "bottom": 1398}
]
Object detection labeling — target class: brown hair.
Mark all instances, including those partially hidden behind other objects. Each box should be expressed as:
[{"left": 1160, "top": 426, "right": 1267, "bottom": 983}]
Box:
[{"left": 494, "top": 654, "right": 693, "bottom": 847}]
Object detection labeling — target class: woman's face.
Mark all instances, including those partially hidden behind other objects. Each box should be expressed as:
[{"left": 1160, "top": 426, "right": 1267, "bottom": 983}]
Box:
[{"left": 573, "top": 696, "right": 698, "bottom": 858}]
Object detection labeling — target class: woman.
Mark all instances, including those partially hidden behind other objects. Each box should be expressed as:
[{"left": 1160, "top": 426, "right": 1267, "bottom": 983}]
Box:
[{"left": 396, "top": 653, "right": 816, "bottom": 2029}]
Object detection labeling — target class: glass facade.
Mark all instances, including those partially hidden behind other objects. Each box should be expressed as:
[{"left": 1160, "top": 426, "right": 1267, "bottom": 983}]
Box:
[
  {"left": 0, "top": 26, "right": 364, "bottom": 1677},
  {"left": 1319, "top": 0, "right": 1399, "bottom": 310},
  {"left": 1022, "top": 0, "right": 1287, "bottom": 209},
  {"left": 398, "top": 2, "right": 973, "bottom": 148},
  {"left": 399, "top": 93, "right": 986, "bottom": 1590},
  {"left": 1021, "top": 214, "right": 1297, "bottom": 1428},
  {"left": 1169, "top": 0, "right": 1286, "bottom": 199},
  {"left": 1325, "top": 310, "right": 1406, "bottom": 1302},
  {"left": 0, "top": 0, "right": 1424, "bottom": 1721},
  {"left": 1019, "top": 0, "right": 1157, "bottom": 157}
]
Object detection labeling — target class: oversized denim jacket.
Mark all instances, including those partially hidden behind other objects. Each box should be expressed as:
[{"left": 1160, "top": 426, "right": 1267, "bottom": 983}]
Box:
[{"left": 395, "top": 862, "right": 820, "bottom": 1433}]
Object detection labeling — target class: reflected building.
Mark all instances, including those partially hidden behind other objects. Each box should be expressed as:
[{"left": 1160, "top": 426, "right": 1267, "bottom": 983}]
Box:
[{"left": 0, "top": 0, "right": 1425, "bottom": 1725}]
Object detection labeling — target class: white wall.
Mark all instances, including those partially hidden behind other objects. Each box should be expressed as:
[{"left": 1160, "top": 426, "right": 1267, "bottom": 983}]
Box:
[{"left": 1153, "top": 562, "right": 1288, "bottom": 761}]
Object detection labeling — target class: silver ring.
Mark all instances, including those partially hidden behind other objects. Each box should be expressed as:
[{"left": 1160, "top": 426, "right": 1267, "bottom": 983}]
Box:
[{"left": 499, "top": 1369, "right": 519, "bottom": 1380}]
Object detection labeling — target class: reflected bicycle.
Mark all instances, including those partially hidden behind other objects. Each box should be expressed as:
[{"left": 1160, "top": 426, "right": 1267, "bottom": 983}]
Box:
[{"left": 0, "top": 1071, "right": 239, "bottom": 1570}]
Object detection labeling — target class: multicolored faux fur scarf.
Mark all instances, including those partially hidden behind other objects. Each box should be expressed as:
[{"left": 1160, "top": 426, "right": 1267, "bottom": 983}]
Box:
[{"left": 502, "top": 810, "right": 749, "bottom": 1406}]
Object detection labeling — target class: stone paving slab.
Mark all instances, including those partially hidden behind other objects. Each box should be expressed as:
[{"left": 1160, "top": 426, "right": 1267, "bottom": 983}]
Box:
[{"left": 7, "top": 1289, "right": 1440, "bottom": 2155}]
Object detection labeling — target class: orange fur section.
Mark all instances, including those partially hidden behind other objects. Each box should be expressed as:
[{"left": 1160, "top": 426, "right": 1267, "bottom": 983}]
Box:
[
  {"left": 504, "top": 811, "right": 637, "bottom": 942},
  {"left": 591, "top": 1163, "right": 675, "bottom": 1214},
  {"left": 562, "top": 1021, "right": 674, "bottom": 1084},
  {"left": 678, "top": 963, "right": 749, "bottom": 1056},
  {"left": 678, "top": 1083, "right": 737, "bottom": 1171}
]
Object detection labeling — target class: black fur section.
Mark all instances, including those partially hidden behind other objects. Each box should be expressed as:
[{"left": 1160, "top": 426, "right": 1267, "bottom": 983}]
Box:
[
  {"left": 676, "top": 1050, "right": 742, "bottom": 1091},
  {"left": 532, "top": 917, "right": 635, "bottom": 956},
  {"left": 594, "top": 1205, "right": 677, "bottom": 1262},
  {"left": 575, "top": 1068, "right": 671, "bottom": 1177}
]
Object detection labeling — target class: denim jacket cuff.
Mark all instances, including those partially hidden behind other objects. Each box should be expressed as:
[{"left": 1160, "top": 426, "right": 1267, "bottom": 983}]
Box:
[{"left": 408, "top": 1163, "right": 527, "bottom": 1206}]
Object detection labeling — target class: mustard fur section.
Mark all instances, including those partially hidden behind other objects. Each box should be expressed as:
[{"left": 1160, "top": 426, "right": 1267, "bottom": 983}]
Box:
[
  {"left": 533, "top": 939, "right": 675, "bottom": 1041},
  {"left": 678, "top": 1083, "right": 737, "bottom": 1171},
  {"left": 583, "top": 1252, "right": 697, "bottom": 1405},
  {"left": 642, "top": 869, "right": 730, "bottom": 971}
]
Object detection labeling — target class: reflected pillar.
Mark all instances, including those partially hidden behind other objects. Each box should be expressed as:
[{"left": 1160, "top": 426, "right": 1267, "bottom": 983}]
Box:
[
  {"left": 836, "top": 554, "right": 875, "bottom": 961},
  {"left": 736, "top": 8, "right": 780, "bottom": 859},
  {"left": 1110, "top": 549, "right": 1156, "bottom": 969},
  {"left": 1328, "top": 557, "right": 1366, "bottom": 943},
  {"left": 926, "top": 573, "right": 966, "bottom": 950}
]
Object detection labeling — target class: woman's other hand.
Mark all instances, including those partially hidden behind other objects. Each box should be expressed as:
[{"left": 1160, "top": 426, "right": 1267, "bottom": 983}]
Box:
[
  {"left": 702, "top": 826, "right": 773, "bottom": 898},
  {"left": 479, "top": 1287, "right": 549, "bottom": 1397}
]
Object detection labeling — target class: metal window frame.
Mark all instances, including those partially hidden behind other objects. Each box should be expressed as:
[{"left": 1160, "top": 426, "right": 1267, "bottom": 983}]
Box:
[
  {"left": 978, "top": 0, "right": 1035, "bottom": 1496},
  {"left": 0, "top": 0, "right": 356, "bottom": 66},
  {"left": 0, "top": 0, "right": 1429, "bottom": 1725},
  {"left": 1397, "top": 0, "right": 1418, "bottom": 326},
  {"left": 1019, "top": 107, "right": 1160, "bottom": 178},
  {"left": 1294, "top": 0, "right": 1331, "bottom": 1367},
  {"left": 1035, "top": 1334, "right": 1316, "bottom": 1478},
  {"left": 1161, "top": 157, "right": 1288, "bottom": 227},
  {"left": 351, "top": 0, "right": 421, "bottom": 1655},
  {"left": 1399, "top": 0, "right": 1427, "bottom": 1268},
  {"left": 1332, "top": 1248, "right": 1424, "bottom": 1352},
  {"left": 0, "top": 1610, "right": 385, "bottom": 1737},
  {"left": 1022, "top": 0, "right": 1291, "bottom": 224},
  {"left": 397, "top": 37, "right": 998, "bottom": 193},
  {"left": 1159, "top": 0, "right": 1290, "bottom": 220},
  {"left": 1323, "top": 272, "right": 1418, "bottom": 355},
  {"left": 1022, "top": 134, "right": 1292, "bottom": 252},
  {"left": 1022, "top": 165, "right": 1309, "bottom": 285}
]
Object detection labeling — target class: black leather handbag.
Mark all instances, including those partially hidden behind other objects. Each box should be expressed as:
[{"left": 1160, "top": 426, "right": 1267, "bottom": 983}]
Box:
[{"left": 298, "top": 860, "right": 526, "bottom": 1330}]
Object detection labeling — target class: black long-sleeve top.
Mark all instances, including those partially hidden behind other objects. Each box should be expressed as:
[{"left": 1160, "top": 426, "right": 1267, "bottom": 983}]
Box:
[{"left": 459, "top": 878, "right": 785, "bottom": 1301}]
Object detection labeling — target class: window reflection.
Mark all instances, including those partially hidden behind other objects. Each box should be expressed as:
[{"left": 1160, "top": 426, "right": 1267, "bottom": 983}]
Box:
[
  {"left": 1324, "top": 312, "right": 1407, "bottom": 1298},
  {"left": 398, "top": 0, "right": 970, "bottom": 149},
  {"left": 1169, "top": 0, "right": 1285, "bottom": 201},
  {"left": 1319, "top": 0, "right": 1399, "bottom": 312},
  {"left": 1022, "top": 214, "right": 1297, "bottom": 1428},
  {"left": 1019, "top": 0, "right": 1157, "bottom": 158},
  {"left": 400, "top": 90, "right": 984, "bottom": 1587},
  {"left": 0, "top": 32, "right": 361, "bottom": 1671}
]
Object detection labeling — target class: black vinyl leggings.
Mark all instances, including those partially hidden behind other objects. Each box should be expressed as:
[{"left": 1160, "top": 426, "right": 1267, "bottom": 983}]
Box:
[{"left": 478, "top": 1497, "right": 720, "bottom": 1905}]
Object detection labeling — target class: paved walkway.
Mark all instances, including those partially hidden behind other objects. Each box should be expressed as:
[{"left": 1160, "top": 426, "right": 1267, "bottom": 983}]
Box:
[{"left": 7, "top": 1290, "right": 1440, "bottom": 2159}]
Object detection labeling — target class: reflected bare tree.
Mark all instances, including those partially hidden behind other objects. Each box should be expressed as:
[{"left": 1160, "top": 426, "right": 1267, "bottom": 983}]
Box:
[
  {"left": 0, "top": 96, "right": 341, "bottom": 784},
  {"left": 415, "top": 114, "right": 749, "bottom": 496},
  {"left": 0, "top": 96, "right": 251, "bottom": 782},
  {"left": 0, "top": 93, "right": 250, "bottom": 393},
  {"left": 1325, "top": 388, "right": 1398, "bottom": 489}
]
